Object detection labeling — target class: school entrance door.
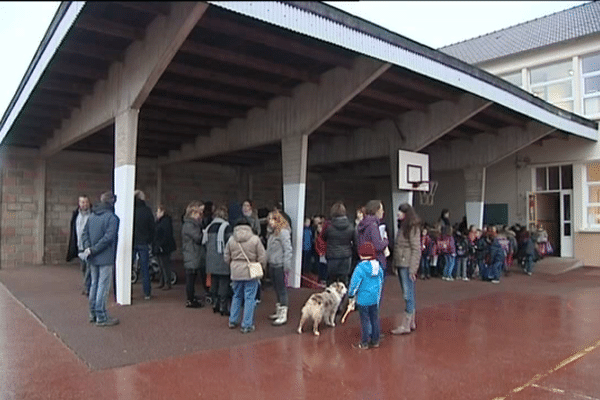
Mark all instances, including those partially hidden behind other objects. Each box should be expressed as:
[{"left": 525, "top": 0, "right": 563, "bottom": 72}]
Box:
[{"left": 527, "top": 164, "right": 573, "bottom": 257}]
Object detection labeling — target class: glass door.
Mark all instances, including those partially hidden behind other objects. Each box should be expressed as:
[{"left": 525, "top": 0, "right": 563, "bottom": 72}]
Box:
[{"left": 560, "top": 190, "right": 573, "bottom": 257}]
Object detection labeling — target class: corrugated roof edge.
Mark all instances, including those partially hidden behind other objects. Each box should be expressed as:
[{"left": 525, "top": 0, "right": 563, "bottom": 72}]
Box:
[
  {"left": 284, "top": 1, "right": 597, "bottom": 131},
  {"left": 0, "top": 2, "right": 71, "bottom": 130}
]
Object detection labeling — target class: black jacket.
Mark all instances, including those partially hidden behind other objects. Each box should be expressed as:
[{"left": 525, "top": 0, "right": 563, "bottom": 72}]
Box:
[
  {"left": 322, "top": 216, "right": 356, "bottom": 259},
  {"left": 153, "top": 214, "right": 176, "bottom": 255},
  {"left": 133, "top": 198, "right": 155, "bottom": 246},
  {"left": 66, "top": 208, "right": 80, "bottom": 262}
]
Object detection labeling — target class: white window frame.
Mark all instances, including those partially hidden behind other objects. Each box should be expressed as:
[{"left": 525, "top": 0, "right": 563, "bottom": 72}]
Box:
[
  {"left": 584, "top": 162, "right": 600, "bottom": 231},
  {"left": 530, "top": 60, "right": 574, "bottom": 112},
  {"left": 581, "top": 52, "right": 600, "bottom": 119}
]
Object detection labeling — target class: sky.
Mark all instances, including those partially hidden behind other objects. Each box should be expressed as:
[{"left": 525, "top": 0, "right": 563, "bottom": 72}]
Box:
[{"left": 0, "top": 1, "right": 590, "bottom": 122}]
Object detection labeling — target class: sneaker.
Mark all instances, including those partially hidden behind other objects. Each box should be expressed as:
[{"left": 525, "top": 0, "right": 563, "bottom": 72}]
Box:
[
  {"left": 185, "top": 300, "right": 202, "bottom": 308},
  {"left": 240, "top": 325, "right": 256, "bottom": 334},
  {"left": 352, "top": 342, "right": 369, "bottom": 350},
  {"left": 89, "top": 315, "right": 96, "bottom": 323},
  {"left": 463, "top": 277, "right": 469, "bottom": 281},
  {"left": 96, "top": 317, "right": 119, "bottom": 327},
  {"left": 369, "top": 341, "right": 380, "bottom": 348},
  {"left": 491, "top": 279, "right": 500, "bottom": 284},
  {"left": 144, "top": 296, "right": 151, "bottom": 300},
  {"left": 442, "top": 276, "right": 447, "bottom": 281},
  {"left": 228, "top": 322, "right": 238, "bottom": 329},
  {"left": 448, "top": 277, "right": 454, "bottom": 281},
  {"left": 527, "top": 272, "right": 532, "bottom": 276}
]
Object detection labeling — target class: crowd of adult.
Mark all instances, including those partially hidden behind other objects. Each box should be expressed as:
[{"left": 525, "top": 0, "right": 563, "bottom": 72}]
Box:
[{"left": 67, "top": 191, "right": 546, "bottom": 347}]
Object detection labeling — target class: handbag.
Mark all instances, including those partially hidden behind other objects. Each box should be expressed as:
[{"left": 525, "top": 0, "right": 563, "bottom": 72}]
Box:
[{"left": 238, "top": 242, "right": 264, "bottom": 279}]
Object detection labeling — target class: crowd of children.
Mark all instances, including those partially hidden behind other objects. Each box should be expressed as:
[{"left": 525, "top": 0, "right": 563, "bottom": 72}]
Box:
[{"left": 418, "top": 222, "right": 543, "bottom": 283}]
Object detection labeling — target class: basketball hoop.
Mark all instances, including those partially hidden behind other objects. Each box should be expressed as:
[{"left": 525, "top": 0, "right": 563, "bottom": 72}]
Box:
[{"left": 418, "top": 180, "right": 438, "bottom": 206}]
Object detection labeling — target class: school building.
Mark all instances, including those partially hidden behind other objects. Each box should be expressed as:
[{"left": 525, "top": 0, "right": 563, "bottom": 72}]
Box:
[
  {"left": 441, "top": 1, "right": 600, "bottom": 265},
  {"left": 0, "top": 1, "right": 598, "bottom": 305}
]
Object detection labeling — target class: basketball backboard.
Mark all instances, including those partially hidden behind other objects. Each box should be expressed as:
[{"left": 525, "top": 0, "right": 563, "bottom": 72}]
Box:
[{"left": 398, "top": 149, "right": 429, "bottom": 191}]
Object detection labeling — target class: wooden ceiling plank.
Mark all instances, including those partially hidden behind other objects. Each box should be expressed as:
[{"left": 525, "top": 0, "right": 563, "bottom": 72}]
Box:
[
  {"left": 38, "top": 79, "right": 94, "bottom": 95},
  {"left": 52, "top": 61, "right": 107, "bottom": 80},
  {"left": 60, "top": 41, "right": 123, "bottom": 62},
  {"left": 114, "top": 2, "right": 171, "bottom": 16},
  {"left": 140, "top": 109, "right": 228, "bottom": 128},
  {"left": 154, "top": 81, "right": 268, "bottom": 108},
  {"left": 360, "top": 88, "right": 428, "bottom": 112},
  {"left": 379, "top": 72, "right": 459, "bottom": 101},
  {"left": 180, "top": 41, "right": 319, "bottom": 83},
  {"left": 138, "top": 120, "right": 210, "bottom": 136},
  {"left": 75, "top": 16, "right": 145, "bottom": 41},
  {"left": 167, "top": 63, "right": 292, "bottom": 96},
  {"left": 145, "top": 96, "right": 246, "bottom": 118},
  {"left": 201, "top": 16, "right": 354, "bottom": 69}
]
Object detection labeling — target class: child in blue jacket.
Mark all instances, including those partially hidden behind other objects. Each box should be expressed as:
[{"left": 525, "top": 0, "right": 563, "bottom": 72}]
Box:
[{"left": 348, "top": 242, "right": 385, "bottom": 349}]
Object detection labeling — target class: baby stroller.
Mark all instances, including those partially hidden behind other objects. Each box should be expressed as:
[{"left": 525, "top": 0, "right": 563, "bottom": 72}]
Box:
[{"left": 131, "top": 247, "right": 177, "bottom": 285}]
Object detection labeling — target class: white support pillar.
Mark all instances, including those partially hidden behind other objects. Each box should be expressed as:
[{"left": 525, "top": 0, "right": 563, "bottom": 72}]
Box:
[
  {"left": 114, "top": 109, "right": 139, "bottom": 305},
  {"left": 464, "top": 167, "right": 486, "bottom": 230},
  {"left": 35, "top": 158, "right": 46, "bottom": 264},
  {"left": 282, "top": 134, "right": 308, "bottom": 289}
]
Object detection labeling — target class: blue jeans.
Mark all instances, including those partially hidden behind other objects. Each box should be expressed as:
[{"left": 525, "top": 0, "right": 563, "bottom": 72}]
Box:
[
  {"left": 443, "top": 255, "right": 455, "bottom": 278},
  {"left": 489, "top": 261, "right": 502, "bottom": 280},
  {"left": 456, "top": 256, "right": 468, "bottom": 279},
  {"left": 80, "top": 258, "right": 91, "bottom": 294},
  {"left": 398, "top": 267, "right": 415, "bottom": 314},
  {"left": 134, "top": 244, "right": 151, "bottom": 297},
  {"left": 229, "top": 280, "right": 259, "bottom": 329},
  {"left": 89, "top": 264, "right": 114, "bottom": 322},
  {"left": 357, "top": 304, "right": 380, "bottom": 345},
  {"left": 419, "top": 254, "right": 430, "bottom": 277},
  {"left": 524, "top": 255, "right": 534, "bottom": 274}
]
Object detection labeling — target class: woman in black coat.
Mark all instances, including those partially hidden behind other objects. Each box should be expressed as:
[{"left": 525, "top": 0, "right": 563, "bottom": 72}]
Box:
[
  {"left": 154, "top": 204, "right": 177, "bottom": 290},
  {"left": 322, "top": 202, "right": 357, "bottom": 286}
]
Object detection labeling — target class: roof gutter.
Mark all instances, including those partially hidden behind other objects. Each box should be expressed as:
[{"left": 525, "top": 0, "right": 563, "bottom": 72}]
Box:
[
  {"left": 210, "top": 1, "right": 598, "bottom": 141},
  {"left": 0, "top": 1, "right": 86, "bottom": 145}
]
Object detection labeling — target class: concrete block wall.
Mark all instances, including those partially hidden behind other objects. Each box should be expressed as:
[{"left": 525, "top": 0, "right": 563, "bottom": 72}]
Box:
[
  {"left": 45, "top": 152, "right": 114, "bottom": 264},
  {"left": 0, "top": 148, "right": 44, "bottom": 268}
]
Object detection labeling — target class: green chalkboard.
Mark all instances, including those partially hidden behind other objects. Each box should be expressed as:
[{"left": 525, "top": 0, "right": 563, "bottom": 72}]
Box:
[{"left": 483, "top": 203, "right": 508, "bottom": 226}]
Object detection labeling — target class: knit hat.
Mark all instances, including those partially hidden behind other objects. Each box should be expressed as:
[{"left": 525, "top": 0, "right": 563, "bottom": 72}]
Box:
[{"left": 358, "top": 242, "right": 376, "bottom": 260}]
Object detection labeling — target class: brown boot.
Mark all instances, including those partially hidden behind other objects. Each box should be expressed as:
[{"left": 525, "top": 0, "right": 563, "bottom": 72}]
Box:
[
  {"left": 410, "top": 312, "right": 416, "bottom": 331},
  {"left": 391, "top": 312, "right": 413, "bottom": 335}
]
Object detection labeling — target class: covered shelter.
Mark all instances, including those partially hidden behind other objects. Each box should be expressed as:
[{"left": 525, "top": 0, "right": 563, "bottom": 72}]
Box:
[{"left": 0, "top": 1, "right": 597, "bottom": 304}]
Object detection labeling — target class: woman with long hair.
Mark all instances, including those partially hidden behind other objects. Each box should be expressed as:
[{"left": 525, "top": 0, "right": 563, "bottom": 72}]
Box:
[
  {"left": 391, "top": 203, "right": 421, "bottom": 335},
  {"left": 356, "top": 200, "right": 389, "bottom": 270},
  {"left": 266, "top": 209, "right": 293, "bottom": 326},
  {"left": 181, "top": 201, "right": 205, "bottom": 308}
]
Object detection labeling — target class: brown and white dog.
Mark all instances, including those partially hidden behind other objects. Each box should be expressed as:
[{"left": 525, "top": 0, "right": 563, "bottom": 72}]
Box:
[{"left": 297, "top": 282, "right": 347, "bottom": 336}]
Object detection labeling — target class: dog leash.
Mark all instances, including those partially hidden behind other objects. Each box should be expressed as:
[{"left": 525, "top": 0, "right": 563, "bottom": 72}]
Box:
[{"left": 286, "top": 269, "right": 327, "bottom": 289}]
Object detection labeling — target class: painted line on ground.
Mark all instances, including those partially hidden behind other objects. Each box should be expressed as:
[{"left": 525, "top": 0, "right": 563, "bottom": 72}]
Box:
[
  {"left": 492, "top": 337, "right": 600, "bottom": 400},
  {"left": 530, "top": 384, "right": 600, "bottom": 400}
]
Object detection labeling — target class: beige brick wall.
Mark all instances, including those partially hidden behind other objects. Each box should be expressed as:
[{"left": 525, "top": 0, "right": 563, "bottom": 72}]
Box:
[
  {"left": 0, "top": 148, "right": 43, "bottom": 268},
  {"left": 0, "top": 146, "right": 394, "bottom": 268}
]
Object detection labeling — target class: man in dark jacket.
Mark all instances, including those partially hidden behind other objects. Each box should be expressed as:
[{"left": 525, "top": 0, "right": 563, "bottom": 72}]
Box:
[
  {"left": 66, "top": 195, "right": 92, "bottom": 295},
  {"left": 81, "top": 191, "right": 120, "bottom": 327},
  {"left": 133, "top": 190, "right": 156, "bottom": 300}
]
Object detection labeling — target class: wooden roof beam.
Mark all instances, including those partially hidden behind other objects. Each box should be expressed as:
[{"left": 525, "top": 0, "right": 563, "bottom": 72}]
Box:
[
  {"left": 179, "top": 41, "right": 319, "bottom": 83},
  {"left": 167, "top": 63, "right": 292, "bottom": 96},
  {"left": 153, "top": 81, "right": 268, "bottom": 108},
  {"left": 360, "top": 88, "right": 428, "bottom": 112},
  {"left": 144, "top": 96, "right": 247, "bottom": 119}
]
